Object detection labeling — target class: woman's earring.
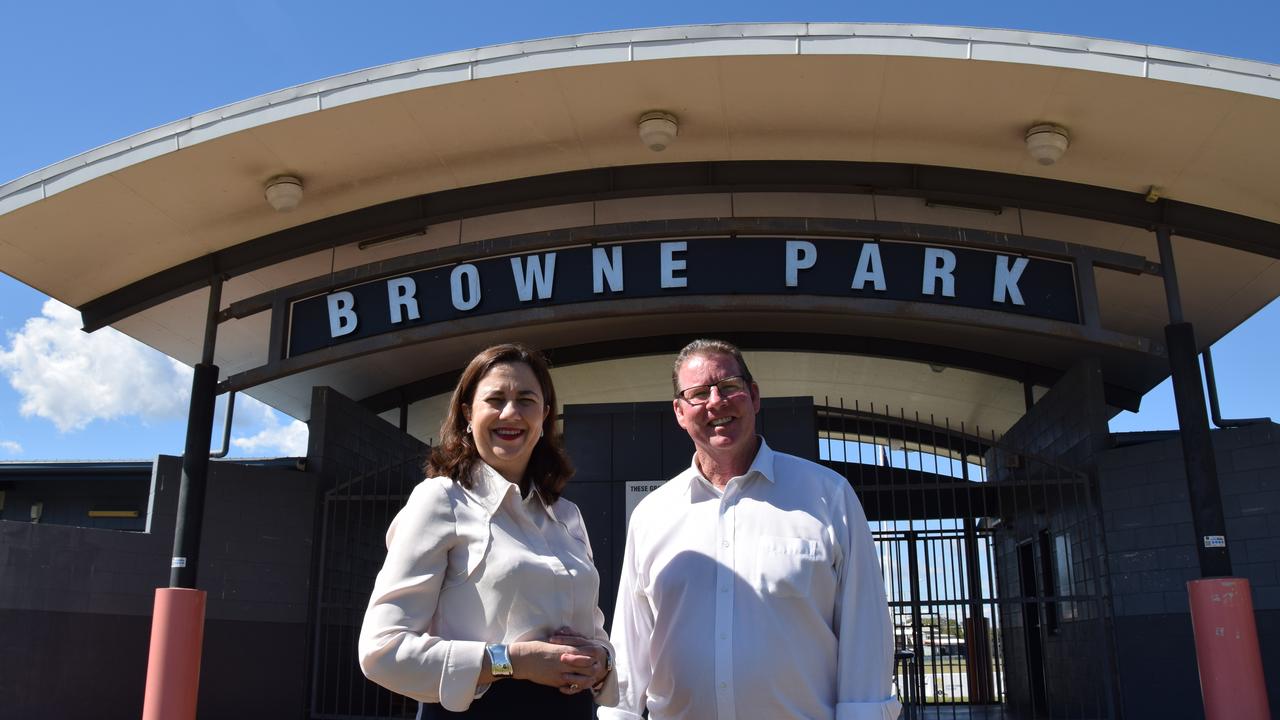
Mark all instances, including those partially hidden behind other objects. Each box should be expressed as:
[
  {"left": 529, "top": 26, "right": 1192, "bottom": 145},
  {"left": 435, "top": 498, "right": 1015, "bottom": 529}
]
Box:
[{"left": 465, "top": 423, "right": 473, "bottom": 434}]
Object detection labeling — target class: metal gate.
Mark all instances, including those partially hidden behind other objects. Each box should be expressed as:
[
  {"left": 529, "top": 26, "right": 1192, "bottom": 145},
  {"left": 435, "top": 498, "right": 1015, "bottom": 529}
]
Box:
[
  {"left": 309, "top": 453, "right": 426, "bottom": 719},
  {"left": 819, "top": 401, "right": 1118, "bottom": 719}
]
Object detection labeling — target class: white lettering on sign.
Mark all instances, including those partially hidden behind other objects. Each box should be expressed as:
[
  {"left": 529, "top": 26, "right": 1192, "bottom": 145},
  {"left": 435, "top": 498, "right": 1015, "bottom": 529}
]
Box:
[
  {"left": 327, "top": 291, "right": 358, "bottom": 337},
  {"left": 450, "top": 264, "right": 481, "bottom": 311},
  {"left": 593, "top": 246, "right": 624, "bottom": 294},
  {"left": 993, "top": 255, "right": 1029, "bottom": 306},
  {"left": 785, "top": 240, "right": 817, "bottom": 287},
  {"left": 387, "top": 277, "right": 421, "bottom": 324},
  {"left": 852, "top": 243, "right": 887, "bottom": 291},
  {"left": 660, "top": 242, "right": 688, "bottom": 289},
  {"left": 922, "top": 248, "right": 957, "bottom": 298},
  {"left": 511, "top": 253, "right": 557, "bottom": 302}
]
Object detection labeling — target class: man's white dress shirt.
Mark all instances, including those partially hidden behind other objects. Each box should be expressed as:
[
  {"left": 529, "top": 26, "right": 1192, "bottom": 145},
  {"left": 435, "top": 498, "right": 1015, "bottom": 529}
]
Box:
[
  {"left": 599, "top": 440, "right": 900, "bottom": 720},
  {"left": 359, "top": 463, "right": 619, "bottom": 711}
]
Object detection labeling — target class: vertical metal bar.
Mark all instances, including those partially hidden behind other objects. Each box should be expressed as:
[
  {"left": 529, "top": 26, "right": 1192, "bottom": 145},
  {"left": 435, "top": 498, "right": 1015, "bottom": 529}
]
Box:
[
  {"left": 170, "top": 277, "right": 223, "bottom": 589},
  {"left": 1157, "top": 226, "right": 1184, "bottom": 324},
  {"left": 311, "top": 494, "right": 333, "bottom": 715},
  {"left": 1167, "top": 323, "right": 1233, "bottom": 576},
  {"left": 1154, "top": 220, "right": 1235, "bottom": 565},
  {"left": 907, "top": 530, "right": 926, "bottom": 708},
  {"left": 1074, "top": 256, "right": 1103, "bottom": 329}
]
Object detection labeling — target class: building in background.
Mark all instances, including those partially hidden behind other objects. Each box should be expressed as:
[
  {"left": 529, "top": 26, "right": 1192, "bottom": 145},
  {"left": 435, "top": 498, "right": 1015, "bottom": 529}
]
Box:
[{"left": 1, "top": 24, "right": 1278, "bottom": 719}]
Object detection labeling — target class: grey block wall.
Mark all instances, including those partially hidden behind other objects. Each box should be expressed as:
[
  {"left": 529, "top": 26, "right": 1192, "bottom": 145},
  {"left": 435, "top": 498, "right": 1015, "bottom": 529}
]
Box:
[
  {"left": 0, "top": 456, "right": 317, "bottom": 720},
  {"left": 304, "top": 386, "right": 429, "bottom": 719},
  {"left": 1098, "top": 422, "right": 1280, "bottom": 718},
  {"left": 987, "top": 358, "right": 1118, "bottom": 719}
]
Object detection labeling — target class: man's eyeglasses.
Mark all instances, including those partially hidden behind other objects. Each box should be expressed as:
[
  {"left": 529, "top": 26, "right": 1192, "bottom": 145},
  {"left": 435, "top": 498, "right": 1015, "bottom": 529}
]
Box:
[{"left": 675, "top": 376, "right": 749, "bottom": 405}]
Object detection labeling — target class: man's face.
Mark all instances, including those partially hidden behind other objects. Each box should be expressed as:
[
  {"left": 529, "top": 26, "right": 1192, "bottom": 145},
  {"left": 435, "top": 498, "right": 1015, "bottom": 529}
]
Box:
[{"left": 672, "top": 351, "right": 761, "bottom": 460}]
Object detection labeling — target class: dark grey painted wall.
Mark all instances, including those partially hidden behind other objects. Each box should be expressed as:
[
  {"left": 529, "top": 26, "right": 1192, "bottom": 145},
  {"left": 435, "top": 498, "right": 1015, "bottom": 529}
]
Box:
[
  {"left": 988, "top": 359, "right": 1119, "bottom": 719},
  {"left": 0, "top": 456, "right": 316, "bottom": 720},
  {"left": 1099, "top": 422, "right": 1280, "bottom": 719},
  {"left": 304, "top": 386, "right": 429, "bottom": 719}
]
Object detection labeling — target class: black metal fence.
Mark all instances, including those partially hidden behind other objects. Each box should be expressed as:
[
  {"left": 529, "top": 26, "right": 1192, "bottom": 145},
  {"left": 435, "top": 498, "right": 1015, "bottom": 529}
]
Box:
[
  {"left": 310, "top": 453, "right": 427, "bottom": 719},
  {"left": 308, "top": 400, "right": 1118, "bottom": 719}
]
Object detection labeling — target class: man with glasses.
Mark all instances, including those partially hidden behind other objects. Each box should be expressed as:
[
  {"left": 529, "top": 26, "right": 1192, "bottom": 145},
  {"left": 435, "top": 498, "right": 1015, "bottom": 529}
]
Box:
[{"left": 598, "top": 339, "right": 899, "bottom": 720}]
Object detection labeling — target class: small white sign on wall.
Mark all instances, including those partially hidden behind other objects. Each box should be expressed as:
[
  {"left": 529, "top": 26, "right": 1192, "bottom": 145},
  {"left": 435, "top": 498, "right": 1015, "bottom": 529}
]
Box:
[{"left": 625, "top": 480, "right": 665, "bottom": 527}]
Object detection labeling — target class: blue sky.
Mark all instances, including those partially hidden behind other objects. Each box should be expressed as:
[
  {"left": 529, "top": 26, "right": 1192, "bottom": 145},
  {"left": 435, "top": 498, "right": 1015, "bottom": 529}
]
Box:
[{"left": 2, "top": 1, "right": 1279, "bottom": 460}]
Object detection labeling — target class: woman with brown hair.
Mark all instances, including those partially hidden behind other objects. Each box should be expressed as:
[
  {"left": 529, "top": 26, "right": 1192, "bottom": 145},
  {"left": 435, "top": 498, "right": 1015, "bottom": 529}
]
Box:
[{"left": 358, "top": 343, "right": 616, "bottom": 718}]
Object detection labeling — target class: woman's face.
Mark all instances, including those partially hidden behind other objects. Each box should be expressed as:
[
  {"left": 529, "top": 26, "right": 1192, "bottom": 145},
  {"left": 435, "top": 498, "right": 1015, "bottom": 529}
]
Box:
[{"left": 463, "top": 361, "right": 550, "bottom": 484}]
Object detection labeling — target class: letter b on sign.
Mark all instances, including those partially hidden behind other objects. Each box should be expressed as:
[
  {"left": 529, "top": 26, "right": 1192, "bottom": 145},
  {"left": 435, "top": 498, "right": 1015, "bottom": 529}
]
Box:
[{"left": 327, "top": 291, "right": 358, "bottom": 338}]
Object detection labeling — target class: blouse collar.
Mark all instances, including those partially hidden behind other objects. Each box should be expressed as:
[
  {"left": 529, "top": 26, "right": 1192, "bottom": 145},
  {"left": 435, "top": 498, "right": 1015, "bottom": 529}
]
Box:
[{"left": 467, "top": 460, "right": 561, "bottom": 524}]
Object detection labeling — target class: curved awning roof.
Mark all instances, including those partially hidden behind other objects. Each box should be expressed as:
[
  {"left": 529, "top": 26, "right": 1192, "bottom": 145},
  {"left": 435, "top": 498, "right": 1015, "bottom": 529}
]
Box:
[
  {"left": 3, "top": 23, "right": 1280, "bottom": 308},
  {"left": 3, "top": 23, "right": 1279, "bottom": 429}
]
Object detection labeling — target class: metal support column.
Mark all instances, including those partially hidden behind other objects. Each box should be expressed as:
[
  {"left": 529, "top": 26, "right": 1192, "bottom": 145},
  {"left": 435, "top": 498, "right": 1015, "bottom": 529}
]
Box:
[
  {"left": 1156, "top": 227, "right": 1231, "bottom": 577},
  {"left": 170, "top": 276, "right": 224, "bottom": 587},
  {"left": 1158, "top": 227, "right": 1269, "bottom": 719},
  {"left": 143, "top": 275, "right": 223, "bottom": 720}
]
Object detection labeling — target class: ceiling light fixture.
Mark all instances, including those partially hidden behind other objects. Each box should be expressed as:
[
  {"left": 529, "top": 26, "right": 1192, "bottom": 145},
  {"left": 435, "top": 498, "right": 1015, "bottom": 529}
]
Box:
[
  {"left": 264, "top": 175, "right": 304, "bottom": 212},
  {"left": 1024, "top": 124, "right": 1070, "bottom": 166},
  {"left": 638, "top": 111, "right": 679, "bottom": 152}
]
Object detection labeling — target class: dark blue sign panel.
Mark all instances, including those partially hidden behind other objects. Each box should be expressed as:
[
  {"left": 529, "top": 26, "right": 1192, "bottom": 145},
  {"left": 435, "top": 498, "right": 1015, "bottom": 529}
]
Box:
[{"left": 287, "top": 237, "right": 1078, "bottom": 357}]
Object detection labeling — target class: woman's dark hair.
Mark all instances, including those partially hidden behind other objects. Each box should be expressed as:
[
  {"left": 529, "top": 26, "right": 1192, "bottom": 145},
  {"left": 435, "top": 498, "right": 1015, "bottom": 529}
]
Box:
[{"left": 426, "top": 343, "right": 574, "bottom": 502}]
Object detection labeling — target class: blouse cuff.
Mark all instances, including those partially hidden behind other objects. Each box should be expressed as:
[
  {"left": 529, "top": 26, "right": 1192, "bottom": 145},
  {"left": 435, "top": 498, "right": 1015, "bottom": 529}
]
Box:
[
  {"left": 835, "top": 698, "right": 903, "bottom": 720},
  {"left": 439, "top": 640, "right": 487, "bottom": 711},
  {"left": 590, "top": 666, "right": 621, "bottom": 707}
]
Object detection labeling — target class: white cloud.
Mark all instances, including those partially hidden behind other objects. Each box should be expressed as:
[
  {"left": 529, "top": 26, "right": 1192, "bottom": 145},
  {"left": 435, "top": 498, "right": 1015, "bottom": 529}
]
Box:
[
  {"left": 0, "top": 300, "right": 192, "bottom": 432},
  {"left": 231, "top": 395, "right": 309, "bottom": 456},
  {"left": 0, "top": 440, "right": 21, "bottom": 455}
]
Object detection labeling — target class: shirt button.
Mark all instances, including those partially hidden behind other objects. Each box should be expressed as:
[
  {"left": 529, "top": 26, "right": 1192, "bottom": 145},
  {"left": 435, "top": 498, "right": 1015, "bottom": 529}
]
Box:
[
  {"left": 721, "top": 541, "right": 730, "bottom": 548},
  {"left": 720, "top": 682, "right": 728, "bottom": 689},
  {"left": 720, "top": 633, "right": 727, "bottom": 639},
  {"left": 720, "top": 586, "right": 728, "bottom": 593}
]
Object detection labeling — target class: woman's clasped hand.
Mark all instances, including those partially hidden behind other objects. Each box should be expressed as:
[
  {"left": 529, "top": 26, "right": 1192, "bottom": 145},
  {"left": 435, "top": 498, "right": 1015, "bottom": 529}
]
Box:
[{"left": 504, "top": 631, "right": 611, "bottom": 694}]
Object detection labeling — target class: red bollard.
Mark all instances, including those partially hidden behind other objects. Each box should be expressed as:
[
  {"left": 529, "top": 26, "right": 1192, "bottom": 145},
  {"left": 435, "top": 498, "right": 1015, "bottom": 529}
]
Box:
[
  {"left": 1187, "top": 577, "right": 1271, "bottom": 720},
  {"left": 141, "top": 588, "right": 207, "bottom": 720}
]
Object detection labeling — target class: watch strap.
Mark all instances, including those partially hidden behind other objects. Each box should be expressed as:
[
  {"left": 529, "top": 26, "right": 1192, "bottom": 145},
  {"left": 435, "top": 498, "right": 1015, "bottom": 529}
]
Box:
[{"left": 486, "top": 643, "right": 514, "bottom": 677}]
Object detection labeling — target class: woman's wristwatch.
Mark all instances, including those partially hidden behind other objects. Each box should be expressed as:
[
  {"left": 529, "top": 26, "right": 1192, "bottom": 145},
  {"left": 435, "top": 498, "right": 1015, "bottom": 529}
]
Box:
[{"left": 486, "top": 643, "right": 514, "bottom": 678}]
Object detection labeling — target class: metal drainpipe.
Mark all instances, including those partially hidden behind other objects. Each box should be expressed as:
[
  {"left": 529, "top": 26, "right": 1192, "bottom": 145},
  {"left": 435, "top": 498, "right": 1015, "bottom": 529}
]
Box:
[
  {"left": 209, "top": 391, "right": 236, "bottom": 459},
  {"left": 1202, "top": 347, "right": 1270, "bottom": 428}
]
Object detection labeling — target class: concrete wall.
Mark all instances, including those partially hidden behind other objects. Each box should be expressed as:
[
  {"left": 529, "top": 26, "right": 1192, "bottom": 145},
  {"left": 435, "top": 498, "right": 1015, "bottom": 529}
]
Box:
[
  {"left": 0, "top": 456, "right": 316, "bottom": 720},
  {"left": 1099, "top": 422, "right": 1280, "bottom": 719}
]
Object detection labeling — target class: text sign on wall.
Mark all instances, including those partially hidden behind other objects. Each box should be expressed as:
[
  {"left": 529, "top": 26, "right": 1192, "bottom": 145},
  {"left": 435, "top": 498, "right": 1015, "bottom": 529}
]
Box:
[
  {"left": 625, "top": 480, "right": 666, "bottom": 528},
  {"left": 287, "top": 237, "right": 1079, "bottom": 357}
]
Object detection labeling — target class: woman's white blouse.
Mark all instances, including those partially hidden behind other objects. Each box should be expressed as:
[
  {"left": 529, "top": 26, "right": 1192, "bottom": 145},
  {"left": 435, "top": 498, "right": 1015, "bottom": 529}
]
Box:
[{"left": 357, "top": 463, "right": 618, "bottom": 711}]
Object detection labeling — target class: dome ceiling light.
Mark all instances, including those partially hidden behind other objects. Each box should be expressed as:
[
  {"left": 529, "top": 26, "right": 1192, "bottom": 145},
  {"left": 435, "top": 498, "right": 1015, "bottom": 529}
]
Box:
[
  {"left": 638, "top": 111, "right": 679, "bottom": 152},
  {"left": 264, "top": 175, "right": 304, "bottom": 212},
  {"left": 1025, "top": 124, "right": 1070, "bottom": 166}
]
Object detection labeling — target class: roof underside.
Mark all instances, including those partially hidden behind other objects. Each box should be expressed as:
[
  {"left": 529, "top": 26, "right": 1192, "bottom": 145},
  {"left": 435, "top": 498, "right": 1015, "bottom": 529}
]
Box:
[{"left": 3, "top": 23, "right": 1280, "bottom": 431}]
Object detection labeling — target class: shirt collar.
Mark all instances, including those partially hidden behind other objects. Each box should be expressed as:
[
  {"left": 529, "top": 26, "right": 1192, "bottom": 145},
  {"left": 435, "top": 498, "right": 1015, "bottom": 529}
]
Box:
[
  {"left": 684, "top": 436, "right": 777, "bottom": 493},
  {"left": 466, "top": 460, "right": 561, "bottom": 524}
]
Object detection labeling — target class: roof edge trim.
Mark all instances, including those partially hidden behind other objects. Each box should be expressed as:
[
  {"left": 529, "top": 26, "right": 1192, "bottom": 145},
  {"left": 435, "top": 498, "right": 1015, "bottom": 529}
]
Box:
[{"left": 5, "top": 22, "right": 1280, "bottom": 209}]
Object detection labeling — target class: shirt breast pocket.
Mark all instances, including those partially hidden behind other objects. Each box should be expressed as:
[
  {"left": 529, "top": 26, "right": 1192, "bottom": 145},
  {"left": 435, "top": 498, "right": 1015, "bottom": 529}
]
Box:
[{"left": 754, "top": 535, "right": 828, "bottom": 597}]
